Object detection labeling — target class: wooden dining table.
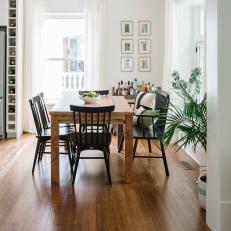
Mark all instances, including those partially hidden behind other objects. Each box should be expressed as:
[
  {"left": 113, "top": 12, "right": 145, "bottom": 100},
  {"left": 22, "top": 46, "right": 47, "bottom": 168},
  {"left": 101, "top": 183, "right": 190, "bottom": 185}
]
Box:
[{"left": 49, "top": 95, "right": 134, "bottom": 184}]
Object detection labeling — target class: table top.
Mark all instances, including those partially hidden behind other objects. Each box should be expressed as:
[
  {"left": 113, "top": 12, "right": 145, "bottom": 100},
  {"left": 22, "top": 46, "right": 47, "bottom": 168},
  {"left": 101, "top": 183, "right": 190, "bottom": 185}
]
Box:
[{"left": 50, "top": 96, "right": 133, "bottom": 116}]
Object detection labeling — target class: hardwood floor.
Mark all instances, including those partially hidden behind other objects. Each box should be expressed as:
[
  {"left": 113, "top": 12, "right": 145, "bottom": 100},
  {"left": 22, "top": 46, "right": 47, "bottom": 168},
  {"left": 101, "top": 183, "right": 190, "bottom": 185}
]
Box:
[{"left": 0, "top": 134, "right": 210, "bottom": 231}]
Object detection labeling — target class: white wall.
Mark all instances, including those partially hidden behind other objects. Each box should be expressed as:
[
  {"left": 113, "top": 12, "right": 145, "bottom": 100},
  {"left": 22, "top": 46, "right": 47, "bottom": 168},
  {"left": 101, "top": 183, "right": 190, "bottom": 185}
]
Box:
[
  {"left": 43, "top": 0, "right": 84, "bottom": 13},
  {"left": 102, "top": 0, "right": 165, "bottom": 91},
  {"left": 175, "top": 5, "right": 194, "bottom": 79},
  {"left": 0, "top": 0, "right": 7, "bottom": 25},
  {"left": 207, "top": 0, "right": 231, "bottom": 230}
]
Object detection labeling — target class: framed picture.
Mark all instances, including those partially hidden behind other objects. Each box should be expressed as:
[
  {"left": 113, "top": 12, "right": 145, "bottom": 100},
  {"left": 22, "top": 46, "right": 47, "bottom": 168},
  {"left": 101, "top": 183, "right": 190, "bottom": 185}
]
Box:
[
  {"left": 121, "top": 21, "right": 133, "bottom": 36},
  {"left": 121, "top": 57, "right": 133, "bottom": 72},
  {"left": 139, "top": 57, "right": 151, "bottom": 72},
  {"left": 139, "top": 39, "right": 151, "bottom": 54},
  {"left": 139, "top": 21, "right": 151, "bottom": 36},
  {"left": 121, "top": 39, "right": 133, "bottom": 54}
]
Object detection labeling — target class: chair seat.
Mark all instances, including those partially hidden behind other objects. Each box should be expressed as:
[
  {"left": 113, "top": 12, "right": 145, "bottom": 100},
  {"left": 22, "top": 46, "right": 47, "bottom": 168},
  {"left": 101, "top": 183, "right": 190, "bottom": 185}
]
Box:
[
  {"left": 133, "top": 125, "right": 158, "bottom": 139},
  {"left": 70, "top": 132, "right": 111, "bottom": 150},
  {"left": 37, "top": 126, "right": 71, "bottom": 140},
  {"left": 45, "top": 123, "right": 73, "bottom": 129}
]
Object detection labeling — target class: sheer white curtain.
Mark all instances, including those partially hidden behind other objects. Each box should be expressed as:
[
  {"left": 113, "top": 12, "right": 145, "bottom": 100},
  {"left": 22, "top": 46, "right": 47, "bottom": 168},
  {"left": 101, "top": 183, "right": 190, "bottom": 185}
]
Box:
[
  {"left": 162, "top": 0, "right": 177, "bottom": 92},
  {"left": 23, "top": 0, "right": 45, "bottom": 132},
  {"left": 84, "top": 0, "right": 106, "bottom": 90}
]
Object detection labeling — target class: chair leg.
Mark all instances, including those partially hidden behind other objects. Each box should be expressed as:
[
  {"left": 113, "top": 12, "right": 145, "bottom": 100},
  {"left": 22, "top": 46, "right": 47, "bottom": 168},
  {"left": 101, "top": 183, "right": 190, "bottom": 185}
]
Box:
[
  {"left": 66, "top": 140, "right": 73, "bottom": 176},
  {"left": 133, "top": 139, "right": 138, "bottom": 160},
  {"left": 160, "top": 139, "right": 169, "bottom": 176},
  {"left": 103, "top": 147, "right": 112, "bottom": 184},
  {"left": 39, "top": 143, "right": 45, "bottom": 162},
  {"left": 32, "top": 140, "right": 41, "bottom": 174},
  {"left": 148, "top": 139, "right": 152, "bottom": 153},
  {"left": 118, "top": 133, "right": 124, "bottom": 153},
  {"left": 107, "top": 146, "right": 111, "bottom": 155},
  {"left": 69, "top": 136, "right": 76, "bottom": 164},
  {"left": 72, "top": 149, "right": 81, "bottom": 185}
]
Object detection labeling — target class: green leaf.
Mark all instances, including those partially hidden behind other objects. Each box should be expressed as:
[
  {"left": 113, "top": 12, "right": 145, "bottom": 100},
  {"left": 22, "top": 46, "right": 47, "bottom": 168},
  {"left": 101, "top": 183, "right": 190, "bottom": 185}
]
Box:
[{"left": 163, "top": 84, "right": 207, "bottom": 152}]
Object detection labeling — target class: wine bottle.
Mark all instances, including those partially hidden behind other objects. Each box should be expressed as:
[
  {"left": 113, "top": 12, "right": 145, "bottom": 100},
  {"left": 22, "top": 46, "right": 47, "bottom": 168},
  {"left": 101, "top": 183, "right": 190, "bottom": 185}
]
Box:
[
  {"left": 118, "top": 82, "right": 121, "bottom": 95},
  {"left": 130, "top": 82, "right": 134, "bottom": 95}
]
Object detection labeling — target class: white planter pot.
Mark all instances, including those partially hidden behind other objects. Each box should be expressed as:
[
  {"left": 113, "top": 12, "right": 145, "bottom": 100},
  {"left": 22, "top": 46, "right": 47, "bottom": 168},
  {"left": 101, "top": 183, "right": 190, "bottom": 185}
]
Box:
[{"left": 198, "top": 175, "right": 206, "bottom": 209}]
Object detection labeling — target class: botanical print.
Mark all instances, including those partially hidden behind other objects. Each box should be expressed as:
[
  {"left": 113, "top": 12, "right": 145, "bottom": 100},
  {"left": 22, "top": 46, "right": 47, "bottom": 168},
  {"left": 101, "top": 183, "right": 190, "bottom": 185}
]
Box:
[
  {"left": 125, "top": 23, "right": 130, "bottom": 33},
  {"left": 141, "top": 59, "right": 148, "bottom": 69},
  {"left": 121, "top": 57, "right": 133, "bottom": 72},
  {"left": 121, "top": 21, "right": 133, "bottom": 36},
  {"left": 141, "top": 24, "right": 148, "bottom": 33},
  {"left": 139, "top": 21, "right": 151, "bottom": 36},
  {"left": 125, "top": 42, "right": 130, "bottom": 51},
  {"left": 139, "top": 57, "right": 151, "bottom": 72},
  {"left": 121, "top": 39, "right": 133, "bottom": 54},
  {"left": 139, "top": 39, "right": 151, "bottom": 54}
]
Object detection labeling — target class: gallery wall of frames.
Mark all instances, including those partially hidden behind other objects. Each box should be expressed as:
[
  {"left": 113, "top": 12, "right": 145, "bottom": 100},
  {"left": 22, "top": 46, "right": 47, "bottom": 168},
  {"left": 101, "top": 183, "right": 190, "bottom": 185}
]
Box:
[{"left": 120, "top": 20, "right": 151, "bottom": 73}]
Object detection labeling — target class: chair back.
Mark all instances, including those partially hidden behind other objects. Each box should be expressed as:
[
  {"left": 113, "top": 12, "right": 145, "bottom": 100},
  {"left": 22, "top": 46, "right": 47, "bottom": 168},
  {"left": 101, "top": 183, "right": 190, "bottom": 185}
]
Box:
[
  {"left": 154, "top": 90, "right": 170, "bottom": 134},
  {"left": 37, "top": 92, "right": 50, "bottom": 128},
  {"left": 78, "top": 90, "right": 109, "bottom": 96},
  {"left": 29, "top": 95, "right": 44, "bottom": 135},
  {"left": 70, "top": 105, "right": 115, "bottom": 150}
]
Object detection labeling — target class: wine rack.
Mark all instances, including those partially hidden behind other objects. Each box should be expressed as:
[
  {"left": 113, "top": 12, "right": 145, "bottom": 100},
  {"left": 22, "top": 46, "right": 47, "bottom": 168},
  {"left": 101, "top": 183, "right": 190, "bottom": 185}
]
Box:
[{"left": 7, "top": 0, "right": 17, "bottom": 137}]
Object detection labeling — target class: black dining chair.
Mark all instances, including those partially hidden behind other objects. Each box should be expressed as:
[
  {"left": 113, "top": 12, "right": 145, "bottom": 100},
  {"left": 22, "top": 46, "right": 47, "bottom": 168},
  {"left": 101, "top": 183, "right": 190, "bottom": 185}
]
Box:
[
  {"left": 37, "top": 92, "right": 50, "bottom": 129},
  {"left": 118, "top": 90, "right": 170, "bottom": 176},
  {"left": 29, "top": 95, "right": 73, "bottom": 175},
  {"left": 38, "top": 92, "right": 70, "bottom": 129},
  {"left": 78, "top": 90, "right": 109, "bottom": 96},
  {"left": 70, "top": 105, "right": 115, "bottom": 185}
]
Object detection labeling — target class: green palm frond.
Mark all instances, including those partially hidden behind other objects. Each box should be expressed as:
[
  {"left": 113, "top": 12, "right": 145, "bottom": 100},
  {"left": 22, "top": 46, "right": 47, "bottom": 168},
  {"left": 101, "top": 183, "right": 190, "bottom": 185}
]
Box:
[{"left": 163, "top": 85, "right": 207, "bottom": 152}]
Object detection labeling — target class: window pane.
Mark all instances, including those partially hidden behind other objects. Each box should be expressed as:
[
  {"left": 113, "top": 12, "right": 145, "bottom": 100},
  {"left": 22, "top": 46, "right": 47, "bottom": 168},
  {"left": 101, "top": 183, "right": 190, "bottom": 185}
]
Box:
[{"left": 43, "top": 16, "right": 85, "bottom": 99}]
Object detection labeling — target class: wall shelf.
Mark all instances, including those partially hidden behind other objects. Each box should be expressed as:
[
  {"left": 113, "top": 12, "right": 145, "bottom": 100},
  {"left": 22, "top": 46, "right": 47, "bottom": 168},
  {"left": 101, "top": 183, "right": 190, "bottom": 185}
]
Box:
[{"left": 7, "top": 0, "right": 17, "bottom": 137}]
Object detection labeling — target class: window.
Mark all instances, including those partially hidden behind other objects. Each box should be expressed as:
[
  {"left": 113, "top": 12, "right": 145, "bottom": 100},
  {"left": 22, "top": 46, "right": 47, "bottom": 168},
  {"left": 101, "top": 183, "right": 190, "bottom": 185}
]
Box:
[
  {"left": 43, "top": 15, "right": 85, "bottom": 99},
  {"left": 195, "top": 7, "right": 206, "bottom": 99}
]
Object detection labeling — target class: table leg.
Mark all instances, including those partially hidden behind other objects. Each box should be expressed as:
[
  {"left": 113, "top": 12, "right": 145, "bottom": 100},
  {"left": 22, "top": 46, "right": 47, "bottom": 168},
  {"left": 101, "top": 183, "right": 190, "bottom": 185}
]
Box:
[
  {"left": 51, "top": 115, "right": 60, "bottom": 184},
  {"left": 125, "top": 114, "right": 133, "bottom": 183},
  {"left": 117, "top": 124, "right": 124, "bottom": 150}
]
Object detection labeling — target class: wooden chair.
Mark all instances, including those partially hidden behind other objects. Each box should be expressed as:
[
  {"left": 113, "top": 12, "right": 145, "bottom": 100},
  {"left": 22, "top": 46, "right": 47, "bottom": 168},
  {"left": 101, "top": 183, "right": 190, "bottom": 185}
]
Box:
[
  {"left": 70, "top": 105, "right": 115, "bottom": 185},
  {"left": 119, "top": 90, "right": 170, "bottom": 176},
  {"left": 78, "top": 90, "right": 109, "bottom": 96},
  {"left": 29, "top": 95, "right": 73, "bottom": 175}
]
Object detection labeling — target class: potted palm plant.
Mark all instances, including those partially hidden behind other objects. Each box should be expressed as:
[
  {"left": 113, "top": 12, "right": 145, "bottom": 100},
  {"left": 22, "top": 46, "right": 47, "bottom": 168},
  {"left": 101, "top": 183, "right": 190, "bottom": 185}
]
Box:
[{"left": 163, "top": 68, "right": 207, "bottom": 209}]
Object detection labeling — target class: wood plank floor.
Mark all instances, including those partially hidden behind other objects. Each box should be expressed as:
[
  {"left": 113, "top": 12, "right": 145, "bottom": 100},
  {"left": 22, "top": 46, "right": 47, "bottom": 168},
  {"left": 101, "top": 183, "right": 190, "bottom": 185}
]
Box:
[{"left": 0, "top": 134, "right": 210, "bottom": 231}]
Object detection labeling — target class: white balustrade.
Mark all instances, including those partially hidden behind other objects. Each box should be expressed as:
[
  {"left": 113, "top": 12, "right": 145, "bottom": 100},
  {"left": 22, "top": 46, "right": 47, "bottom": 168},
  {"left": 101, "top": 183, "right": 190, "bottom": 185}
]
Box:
[{"left": 62, "top": 72, "right": 85, "bottom": 90}]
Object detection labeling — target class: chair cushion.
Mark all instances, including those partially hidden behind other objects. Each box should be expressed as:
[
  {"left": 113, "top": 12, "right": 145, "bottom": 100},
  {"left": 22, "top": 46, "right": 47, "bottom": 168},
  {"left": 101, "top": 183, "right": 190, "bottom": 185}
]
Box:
[
  {"left": 134, "top": 92, "right": 156, "bottom": 112},
  {"left": 133, "top": 106, "right": 159, "bottom": 128},
  {"left": 70, "top": 132, "right": 112, "bottom": 149}
]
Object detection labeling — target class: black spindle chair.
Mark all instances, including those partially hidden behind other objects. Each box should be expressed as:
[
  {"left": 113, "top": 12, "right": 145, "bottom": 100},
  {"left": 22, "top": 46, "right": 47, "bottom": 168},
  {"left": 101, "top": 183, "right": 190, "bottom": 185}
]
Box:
[
  {"left": 37, "top": 92, "right": 50, "bottom": 129},
  {"left": 38, "top": 92, "right": 70, "bottom": 129},
  {"left": 78, "top": 90, "right": 109, "bottom": 96},
  {"left": 29, "top": 95, "right": 73, "bottom": 176},
  {"left": 70, "top": 105, "right": 115, "bottom": 185}
]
